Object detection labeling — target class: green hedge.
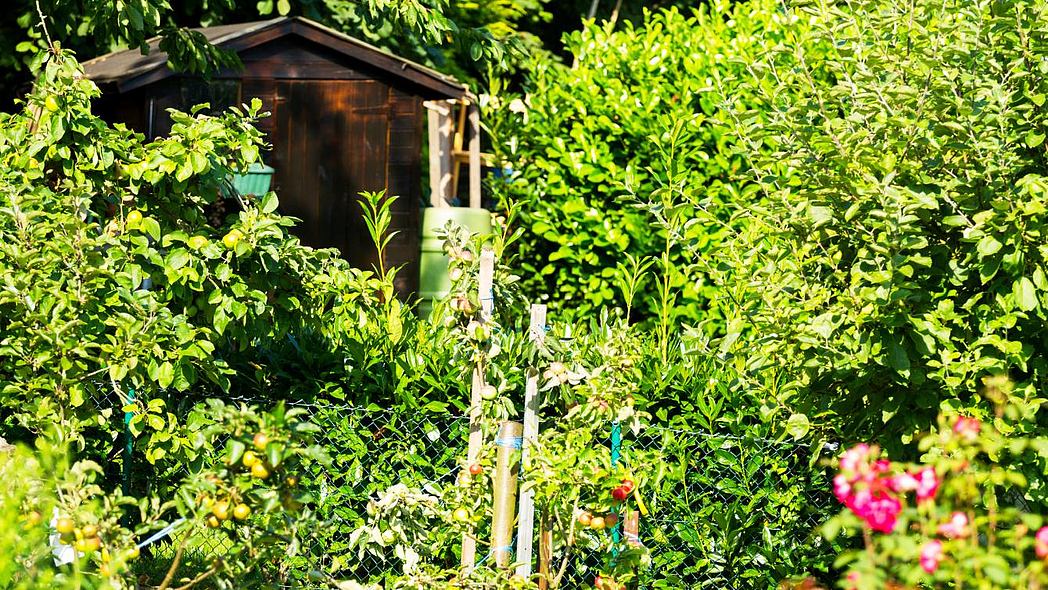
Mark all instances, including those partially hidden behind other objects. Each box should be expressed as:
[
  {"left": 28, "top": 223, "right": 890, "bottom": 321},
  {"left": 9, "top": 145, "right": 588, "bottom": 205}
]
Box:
[{"left": 487, "top": 2, "right": 790, "bottom": 329}]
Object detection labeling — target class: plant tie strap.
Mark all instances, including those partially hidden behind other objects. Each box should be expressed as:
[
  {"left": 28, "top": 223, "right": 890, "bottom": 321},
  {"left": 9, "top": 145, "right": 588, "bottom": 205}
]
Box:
[
  {"left": 623, "top": 531, "right": 643, "bottom": 546},
  {"left": 495, "top": 436, "right": 523, "bottom": 449}
]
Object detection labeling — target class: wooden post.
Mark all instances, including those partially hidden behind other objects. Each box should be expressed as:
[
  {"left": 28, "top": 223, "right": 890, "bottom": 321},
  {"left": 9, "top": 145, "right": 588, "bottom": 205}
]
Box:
[
  {"left": 425, "top": 100, "right": 454, "bottom": 207},
  {"left": 468, "top": 102, "right": 482, "bottom": 209},
  {"left": 538, "top": 511, "right": 552, "bottom": 590},
  {"left": 492, "top": 420, "right": 523, "bottom": 569},
  {"left": 461, "top": 249, "right": 496, "bottom": 570},
  {"left": 515, "top": 304, "right": 546, "bottom": 578},
  {"left": 624, "top": 510, "right": 641, "bottom": 547}
]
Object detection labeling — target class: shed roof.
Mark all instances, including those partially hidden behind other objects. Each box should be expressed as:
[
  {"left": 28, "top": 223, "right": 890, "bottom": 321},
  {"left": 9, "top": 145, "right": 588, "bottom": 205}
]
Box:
[{"left": 82, "top": 17, "right": 468, "bottom": 99}]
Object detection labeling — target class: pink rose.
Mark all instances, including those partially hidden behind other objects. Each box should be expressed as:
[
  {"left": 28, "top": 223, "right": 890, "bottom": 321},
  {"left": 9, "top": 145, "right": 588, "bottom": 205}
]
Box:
[
  {"left": 850, "top": 489, "right": 900, "bottom": 533},
  {"left": 841, "top": 444, "right": 871, "bottom": 474},
  {"left": 834, "top": 474, "right": 852, "bottom": 503},
  {"left": 920, "top": 539, "right": 943, "bottom": 573},
  {"left": 1036, "top": 526, "right": 1048, "bottom": 559},
  {"left": 915, "top": 468, "right": 939, "bottom": 502},
  {"left": 890, "top": 471, "right": 919, "bottom": 492},
  {"left": 937, "top": 512, "right": 970, "bottom": 539},
  {"left": 953, "top": 416, "right": 981, "bottom": 441}
]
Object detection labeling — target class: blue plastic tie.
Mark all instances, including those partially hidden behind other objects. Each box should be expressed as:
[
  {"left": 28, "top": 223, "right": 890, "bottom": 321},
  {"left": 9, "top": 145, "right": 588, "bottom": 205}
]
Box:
[{"left": 495, "top": 436, "right": 523, "bottom": 449}]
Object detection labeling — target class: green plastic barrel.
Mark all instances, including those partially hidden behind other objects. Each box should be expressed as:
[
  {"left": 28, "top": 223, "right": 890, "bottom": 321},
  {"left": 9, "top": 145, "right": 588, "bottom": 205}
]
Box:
[{"left": 418, "top": 207, "right": 492, "bottom": 318}]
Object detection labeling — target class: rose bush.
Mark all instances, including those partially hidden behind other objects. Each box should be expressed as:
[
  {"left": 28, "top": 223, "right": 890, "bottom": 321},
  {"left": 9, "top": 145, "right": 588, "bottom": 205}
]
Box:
[{"left": 813, "top": 378, "right": 1048, "bottom": 589}]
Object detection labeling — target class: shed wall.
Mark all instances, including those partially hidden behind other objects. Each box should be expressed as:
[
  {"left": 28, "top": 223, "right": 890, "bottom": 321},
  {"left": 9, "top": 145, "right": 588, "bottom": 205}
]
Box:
[{"left": 92, "top": 34, "right": 425, "bottom": 296}]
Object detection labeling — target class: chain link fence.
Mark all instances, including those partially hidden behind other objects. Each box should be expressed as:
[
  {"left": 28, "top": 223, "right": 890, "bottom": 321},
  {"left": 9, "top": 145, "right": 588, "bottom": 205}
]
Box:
[{"left": 116, "top": 396, "right": 834, "bottom": 589}]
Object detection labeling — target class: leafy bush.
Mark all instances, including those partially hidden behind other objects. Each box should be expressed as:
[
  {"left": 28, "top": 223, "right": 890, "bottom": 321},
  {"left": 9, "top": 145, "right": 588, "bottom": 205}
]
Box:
[
  {"left": 709, "top": 0, "right": 1048, "bottom": 452},
  {"left": 811, "top": 378, "right": 1048, "bottom": 589},
  {"left": 2, "top": 401, "right": 330, "bottom": 590},
  {"left": 488, "top": 1, "right": 792, "bottom": 328}
]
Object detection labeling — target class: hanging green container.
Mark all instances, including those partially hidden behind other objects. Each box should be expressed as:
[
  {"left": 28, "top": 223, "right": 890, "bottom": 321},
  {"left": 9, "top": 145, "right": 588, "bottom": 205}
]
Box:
[
  {"left": 418, "top": 207, "right": 492, "bottom": 318},
  {"left": 230, "top": 162, "right": 275, "bottom": 196}
]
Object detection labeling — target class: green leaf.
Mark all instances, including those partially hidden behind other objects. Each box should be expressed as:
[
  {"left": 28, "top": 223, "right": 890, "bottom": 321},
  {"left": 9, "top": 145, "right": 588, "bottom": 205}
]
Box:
[
  {"left": 226, "top": 439, "right": 246, "bottom": 466},
  {"left": 260, "top": 191, "right": 279, "bottom": 214},
  {"left": 977, "top": 235, "right": 1003, "bottom": 257},
  {"left": 887, "top": 342, "right": 910, "bottom": 373},
  {"left": 785, "top": 414, "right": 809, "bottom": 440},
  {"left": 141, "top": 217, "right": 161, "bottom": 242},
  {"left": 1015, "top": 277, "right": 1039, "bottom": 312}
]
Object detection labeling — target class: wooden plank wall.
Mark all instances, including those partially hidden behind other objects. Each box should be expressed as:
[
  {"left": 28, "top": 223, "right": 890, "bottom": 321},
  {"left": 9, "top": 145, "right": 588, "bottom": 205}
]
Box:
[{"left": 93, "top": 34, "right": 429, "bottom": 298}]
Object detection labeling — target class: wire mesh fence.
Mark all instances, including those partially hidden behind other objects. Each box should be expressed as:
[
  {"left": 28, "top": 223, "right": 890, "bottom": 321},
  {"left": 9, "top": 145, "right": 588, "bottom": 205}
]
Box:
[{"left": 118, "top": 396, "right": 834, "bottom": 589}]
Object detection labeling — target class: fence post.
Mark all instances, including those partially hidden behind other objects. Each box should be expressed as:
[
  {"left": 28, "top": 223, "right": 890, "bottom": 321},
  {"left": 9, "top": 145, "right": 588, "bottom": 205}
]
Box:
[
  {"left": 515, "top": 304, "right": 547, "bottom": 578},
  {"left": 122, "top": 388, "right": 135, "bottom": 526},
  {"left": 611, "top": 422, "right": 622, "bottom": 549},
  {"left": 492, "top": 420, "right": 523, "bottom": 569},
  {"left": 462, "top": 249, "right": 495, "bottom": 570}
]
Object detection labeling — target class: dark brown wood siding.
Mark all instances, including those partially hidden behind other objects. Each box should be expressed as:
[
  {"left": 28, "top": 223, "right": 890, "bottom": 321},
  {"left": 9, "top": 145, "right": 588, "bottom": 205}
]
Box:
[{"left": 90, "top": 33, "right": 427, "bottom": 298}]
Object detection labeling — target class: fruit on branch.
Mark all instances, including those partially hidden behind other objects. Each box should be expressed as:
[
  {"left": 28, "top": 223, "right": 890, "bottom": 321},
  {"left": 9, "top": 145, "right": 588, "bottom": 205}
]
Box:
[
  {"left": 212, "top": 501, "right": 231, "bottom": 521},
  {"left": 251, "top": 461, "right": 271, "bottom": 480},
  {"left": 222, "top": 229, "right": 243, "bottom": 249},
  {"left": 233, "top": 503, "right": 251, "bottom": 520},
  {"left": 589, "top": 516, "right": 606, "bottom": 530},
  {"left": 468, "top": 464, "right": 483, "bottom": 475},
  {"left": 620, "top": 479, "right": 635, "bottom": 493},
  {"left": 612, "top": 486, "right": 628, "bottom": 501},
  {"left": 126, "top": 210, "right": 143, "bottom": 228},
  {"left": 55, "top": 517, "right": 75, "bottom": 535},
  {"left": 550, "top": 362, "right": 566, "bottom": 376},
  {"left": 453, "top": 507, "right": 471, "bottom": 522},
  {"left": 242, "top": 450, "right": 260, "bottom": 467},
  {"left": 206, "top": 515, "right": 221, "bottom": 528},
  {"left": 577, "top": 512, "right": 593, "bottom": 526},
  {"left": 481, "top": 385, "right": 499, "bottom": 400},
  {"left": 253, "top": 433, "right": 269, "bottom": 450}
]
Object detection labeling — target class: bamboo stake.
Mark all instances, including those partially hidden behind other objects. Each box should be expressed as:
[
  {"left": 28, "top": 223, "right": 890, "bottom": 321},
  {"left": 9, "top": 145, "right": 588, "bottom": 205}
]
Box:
[
  {"left": 515, "top": 304, "right": 546, "bottom": 578},
  {"left": 491, "top": 420, "right": 523, "bottom": 569},
  {"left": 461, "top": 250, "right": 496, "bottom": 570}
]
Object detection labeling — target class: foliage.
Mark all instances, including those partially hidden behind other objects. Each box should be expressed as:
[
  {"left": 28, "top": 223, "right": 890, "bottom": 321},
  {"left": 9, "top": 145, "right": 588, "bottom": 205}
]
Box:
[
  {"left": 811, "top": 377, "right": 1048, "bottom": 589},
  {"left": 708, "top": 0, "right": 1048, "bottom": 453},
  {"left": 1, "top": 401, "right": 330, "bottom": 590},
  {"left": 0, "top": 51, "right": 388, "bottom": 496},
  {"left": 487, "top": 1, "right": 789, "bottom": 329}
]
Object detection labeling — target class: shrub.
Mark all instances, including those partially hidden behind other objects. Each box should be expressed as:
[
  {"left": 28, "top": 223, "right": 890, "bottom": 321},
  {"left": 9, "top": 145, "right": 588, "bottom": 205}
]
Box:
[
  {"left": 812, "top": 378, "right": 1048, "bottom": 589},
  {"left": 712, "top": 0, "right": 1048, "bottom": 452},
  {"left": 487, "top": 1, "right": 792, "bottom": 328}
]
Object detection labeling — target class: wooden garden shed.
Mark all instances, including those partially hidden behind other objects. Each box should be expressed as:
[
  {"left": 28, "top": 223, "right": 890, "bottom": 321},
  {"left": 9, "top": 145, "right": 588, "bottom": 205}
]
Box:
[{"left": 82, "top": 17, "right": 478, "bottom": 296}]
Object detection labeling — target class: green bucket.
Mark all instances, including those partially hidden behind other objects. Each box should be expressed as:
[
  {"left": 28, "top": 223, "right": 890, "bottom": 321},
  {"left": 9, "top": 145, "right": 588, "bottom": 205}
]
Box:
[
  {"left": 229, "top": 163, "right": 275, "bottom": 196},
  {"left": 418, "top": 207, "right": 492, "bottom": 318}
]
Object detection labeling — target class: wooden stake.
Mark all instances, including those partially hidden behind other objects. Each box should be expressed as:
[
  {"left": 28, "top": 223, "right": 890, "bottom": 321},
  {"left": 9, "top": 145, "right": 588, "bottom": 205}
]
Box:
[
  {"left": 461, "top": 249, "right": 496, "bottom": 570},
  {"left": 468, "top": 102, "right": 482, "bottom": 209},
  {"left": 425, "top": 100, "right": 454, "bottom": 207},
  {"left": 515, "top": 304, "right": 546, "bottom": 578},
  {"left": 624, "top": 510, "right": 640, "bottom": 547},
  {"left": 538, "top": 511, "right": 551, "bottom": 590},
  {"left": 426, "top": 102, "right": 445, "bottom": 207},
  {"left": 492, "top": 420, "right": 523, "bottom": 569}
]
